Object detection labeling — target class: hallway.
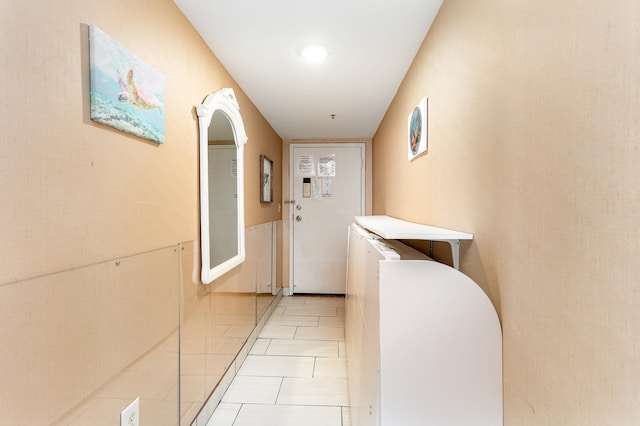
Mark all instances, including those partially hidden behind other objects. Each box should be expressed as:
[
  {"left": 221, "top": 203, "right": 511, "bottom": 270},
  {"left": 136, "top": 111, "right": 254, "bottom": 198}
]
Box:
[{"left": 207, "top": 295, "right": 350, "bottom": 426}]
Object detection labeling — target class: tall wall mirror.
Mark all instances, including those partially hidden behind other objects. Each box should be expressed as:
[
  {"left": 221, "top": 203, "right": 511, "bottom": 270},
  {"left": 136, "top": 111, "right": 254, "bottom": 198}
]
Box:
[{"left": 196, "top": 88, "right": 247, "bottom": 284}]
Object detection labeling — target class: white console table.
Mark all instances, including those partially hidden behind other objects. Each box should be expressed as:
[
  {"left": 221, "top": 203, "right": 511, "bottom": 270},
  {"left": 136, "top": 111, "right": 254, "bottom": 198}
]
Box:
[
  {"left": 345, "top": 222, "right": 503, "bottom": 426},
  {"left": 354, "top": 215, "right": 473, "bottom": 270}
]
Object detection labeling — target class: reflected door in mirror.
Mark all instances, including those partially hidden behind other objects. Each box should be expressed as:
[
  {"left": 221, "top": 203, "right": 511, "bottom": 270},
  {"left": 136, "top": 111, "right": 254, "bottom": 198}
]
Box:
[
  {"left": 208, "top": 144, "right": 238, "bottom": 267},
  {"left": 208, "top": 110, "right": 238, "bottom": 270}
]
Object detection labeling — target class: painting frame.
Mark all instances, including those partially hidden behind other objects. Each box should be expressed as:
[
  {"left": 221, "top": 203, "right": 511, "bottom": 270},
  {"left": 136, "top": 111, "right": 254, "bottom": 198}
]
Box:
[
  {"left": 89, "top": 24, "right": 166, "bottom": 144},
  {"left": 408, "top": 97, "right": 428, "bottom": 160},
  {"left": 260, "top": 155, "right": 273, "bottom": 203}
]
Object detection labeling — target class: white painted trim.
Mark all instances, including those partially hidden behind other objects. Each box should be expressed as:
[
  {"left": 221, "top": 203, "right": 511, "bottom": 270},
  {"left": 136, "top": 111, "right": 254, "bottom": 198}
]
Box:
[{"left": 272, "top": 220, "right": 278, "bottom": 296}]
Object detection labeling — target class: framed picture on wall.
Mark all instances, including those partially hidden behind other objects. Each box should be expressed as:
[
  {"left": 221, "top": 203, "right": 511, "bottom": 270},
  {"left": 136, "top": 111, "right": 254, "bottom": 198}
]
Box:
[
  {"left": 408, "top": 97, "right": 428, "bottom": 160},
  {"left": 260, "top": 155, "right": 273, "bottom": 203},
  {"left": 89, "top": 25, "right": 166, "bottom": 144}
]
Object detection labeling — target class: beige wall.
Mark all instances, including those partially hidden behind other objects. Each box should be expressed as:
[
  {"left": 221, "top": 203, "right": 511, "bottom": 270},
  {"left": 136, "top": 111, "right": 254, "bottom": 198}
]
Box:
[
  {"left": 0, "top": 0, "right": 281, "bottom": 424},
  {"left": 0, "top": 0, "right": 281, "bottom": 285},
  {"left": 373, "top": 0, "right": 640, "bottom": 424}
]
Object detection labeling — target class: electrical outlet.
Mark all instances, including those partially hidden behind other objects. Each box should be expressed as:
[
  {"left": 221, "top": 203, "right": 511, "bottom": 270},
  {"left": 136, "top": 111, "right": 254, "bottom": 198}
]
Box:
[{"left": 120, "top": 397, "right": 140, "bottom": 426}]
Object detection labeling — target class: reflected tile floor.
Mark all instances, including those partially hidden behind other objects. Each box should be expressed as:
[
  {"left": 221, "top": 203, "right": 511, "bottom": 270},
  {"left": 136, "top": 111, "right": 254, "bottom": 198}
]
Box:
[{"left": 207, "top": 296, "right": 351, "bottom": 426}]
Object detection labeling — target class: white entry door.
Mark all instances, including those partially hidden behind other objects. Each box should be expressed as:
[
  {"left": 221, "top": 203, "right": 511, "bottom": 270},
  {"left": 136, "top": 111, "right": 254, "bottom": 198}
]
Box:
[{"left": 290, "top": 144, "right": 365, "bottom": 294}]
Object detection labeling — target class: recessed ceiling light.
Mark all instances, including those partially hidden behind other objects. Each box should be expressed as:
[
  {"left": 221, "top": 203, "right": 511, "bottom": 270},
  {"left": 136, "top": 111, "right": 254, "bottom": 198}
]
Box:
[{"left": 300, "top": 44, "right": 328, "bottom": 63}]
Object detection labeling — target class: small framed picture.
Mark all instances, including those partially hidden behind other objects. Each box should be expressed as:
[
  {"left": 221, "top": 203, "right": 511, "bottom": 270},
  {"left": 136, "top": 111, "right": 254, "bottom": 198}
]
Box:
[
  {"left": 408, "top": 97, "right": 428, "bottom": 160},
  {"left": 260, "top": 155, "right": 273, "bottom": 203}
]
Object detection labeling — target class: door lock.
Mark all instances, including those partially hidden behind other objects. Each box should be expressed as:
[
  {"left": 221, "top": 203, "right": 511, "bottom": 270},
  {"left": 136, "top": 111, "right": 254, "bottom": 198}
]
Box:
[{"left": 296, "top": 215, "right": 303, "bottom": 222}]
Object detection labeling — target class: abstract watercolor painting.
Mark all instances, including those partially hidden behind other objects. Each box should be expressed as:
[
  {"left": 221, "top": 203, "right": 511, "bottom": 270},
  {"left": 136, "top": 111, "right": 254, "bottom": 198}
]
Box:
[{"left": 89, "top": 25, "right": 165, "bottom": 143}]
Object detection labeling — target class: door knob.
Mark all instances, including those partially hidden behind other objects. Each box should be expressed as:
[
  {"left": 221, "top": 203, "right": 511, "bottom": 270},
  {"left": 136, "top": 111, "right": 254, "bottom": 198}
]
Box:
[{"left": 296, "top": 215, "right": 302, "bottom": 222}]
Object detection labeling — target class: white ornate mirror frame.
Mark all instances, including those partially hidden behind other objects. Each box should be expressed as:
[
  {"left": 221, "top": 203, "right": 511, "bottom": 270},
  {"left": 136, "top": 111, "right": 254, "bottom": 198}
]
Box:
[{"left": 196, "top": 88, "right": 248, "bottom": 284}]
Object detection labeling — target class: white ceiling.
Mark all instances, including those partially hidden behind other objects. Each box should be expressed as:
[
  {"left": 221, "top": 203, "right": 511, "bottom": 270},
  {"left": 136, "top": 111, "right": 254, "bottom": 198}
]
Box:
[{"left": 173, "top": 0, "right": 443, "bottom": 140}]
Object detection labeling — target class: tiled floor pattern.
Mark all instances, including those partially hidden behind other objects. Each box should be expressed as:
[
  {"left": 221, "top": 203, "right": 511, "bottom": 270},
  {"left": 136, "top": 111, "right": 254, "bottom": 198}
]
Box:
[{"left": 207, "top": 295, "right": 351, "bottom": 426}]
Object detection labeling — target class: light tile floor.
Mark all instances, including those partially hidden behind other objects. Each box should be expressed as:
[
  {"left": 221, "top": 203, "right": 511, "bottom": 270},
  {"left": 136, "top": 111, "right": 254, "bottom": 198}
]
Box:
[{"left": 207, "top": 295, "right": 351, "bottom": 426}]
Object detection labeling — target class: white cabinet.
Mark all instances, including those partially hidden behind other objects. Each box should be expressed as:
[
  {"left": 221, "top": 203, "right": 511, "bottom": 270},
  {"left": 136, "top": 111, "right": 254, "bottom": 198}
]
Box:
[
  {"left": 346, "top": 221, "right": 503, "bottom": 426},
  {"left": 345, "top": 223, "right": 384, "bottom": 426}
]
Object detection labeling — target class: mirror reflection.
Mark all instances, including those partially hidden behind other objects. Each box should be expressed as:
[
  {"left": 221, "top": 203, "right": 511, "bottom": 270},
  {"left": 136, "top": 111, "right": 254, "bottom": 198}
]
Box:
[
  {"left": 197, "top": 88, "right": 247, "bottom": 284},
  {"left": 208, "top": 110, "right": 238, "bottom": 269}
]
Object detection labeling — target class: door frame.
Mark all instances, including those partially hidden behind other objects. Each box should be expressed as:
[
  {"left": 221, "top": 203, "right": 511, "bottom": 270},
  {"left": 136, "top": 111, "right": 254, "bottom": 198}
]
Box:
[{"left": 288, "top": 143, "right": 366, "bottom": 296}]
